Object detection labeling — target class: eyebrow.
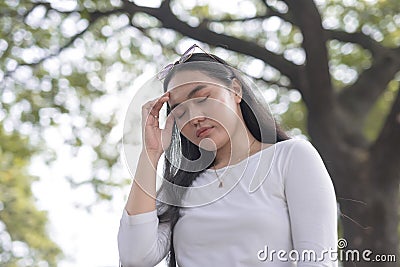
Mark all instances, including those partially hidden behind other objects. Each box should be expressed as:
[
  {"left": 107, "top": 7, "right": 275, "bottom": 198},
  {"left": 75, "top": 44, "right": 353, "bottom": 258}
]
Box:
[{"left": 169, "top": 84, "right": 208, "bottom": 110}]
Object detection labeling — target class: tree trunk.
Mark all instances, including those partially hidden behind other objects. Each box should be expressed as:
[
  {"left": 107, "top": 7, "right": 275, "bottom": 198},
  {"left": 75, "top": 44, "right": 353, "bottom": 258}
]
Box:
[
  {"left": 310, "top": 130, "right": 400, "bottom": 267},
  {"left": 339, "top": 163, "right": 399, "bottom": 267}
]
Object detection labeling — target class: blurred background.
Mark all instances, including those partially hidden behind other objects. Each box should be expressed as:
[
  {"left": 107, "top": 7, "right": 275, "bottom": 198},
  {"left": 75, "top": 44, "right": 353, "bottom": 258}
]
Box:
[{"left": 0, "top": 0, "right": 399, "bottom": 266}]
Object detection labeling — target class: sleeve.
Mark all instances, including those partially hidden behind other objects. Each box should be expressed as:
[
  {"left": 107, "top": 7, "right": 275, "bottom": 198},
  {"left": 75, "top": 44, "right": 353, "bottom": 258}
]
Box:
[
  {"left": 117, "top": 208, "right": 171, "bottom": 267},
  {"left": 284, "top": 139, "right": 338, "bottom": 267}
]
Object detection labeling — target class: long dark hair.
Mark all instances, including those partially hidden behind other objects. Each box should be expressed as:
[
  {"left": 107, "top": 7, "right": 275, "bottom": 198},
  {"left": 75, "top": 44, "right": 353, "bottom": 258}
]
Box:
[{"left": 156, "top": 53, "right": 291, "bottom": 267}]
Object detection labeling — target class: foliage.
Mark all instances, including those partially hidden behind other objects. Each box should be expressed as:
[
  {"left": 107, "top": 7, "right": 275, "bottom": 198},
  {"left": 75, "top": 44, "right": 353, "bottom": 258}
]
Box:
[{"left": 0, "top": 126, "right": 61, "bottom": 267}]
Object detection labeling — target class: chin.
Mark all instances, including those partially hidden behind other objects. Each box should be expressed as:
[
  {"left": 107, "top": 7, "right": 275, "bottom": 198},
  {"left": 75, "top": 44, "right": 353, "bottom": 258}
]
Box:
[{"left": 196, "top": 137, "right": 218, "bottom": 151}]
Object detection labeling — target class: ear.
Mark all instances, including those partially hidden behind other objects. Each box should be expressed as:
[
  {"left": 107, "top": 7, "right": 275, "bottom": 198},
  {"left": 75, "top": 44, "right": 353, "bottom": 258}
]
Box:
[{"left": 231, "top": 78, "right": 242, "bottom": 104}]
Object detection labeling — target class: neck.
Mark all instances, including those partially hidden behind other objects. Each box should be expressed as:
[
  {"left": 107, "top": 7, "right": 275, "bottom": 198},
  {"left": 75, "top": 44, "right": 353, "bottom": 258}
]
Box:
[{"left": 213, "top": 129, "right": 258, "bottom": 169}]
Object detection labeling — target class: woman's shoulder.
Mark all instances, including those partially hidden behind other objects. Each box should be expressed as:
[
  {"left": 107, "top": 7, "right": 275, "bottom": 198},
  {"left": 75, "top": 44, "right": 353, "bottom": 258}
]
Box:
[
  {"left": 253, "top": 138, "right": 314, "bottom": 166},
  {"left": 275, "top": 138, "right": 328, "bottom": 183},
  {"left": 255, "top": 138, "right": 311, "bottom": 157},
  {"left": 277, "top": 138, "right": 325, "bottom": 169},
  {"left": 276, "top": 138, "right": 311, "bottom": 149},
  {"left": 275, "top": 138, "right": 318, "bottom": 158}
]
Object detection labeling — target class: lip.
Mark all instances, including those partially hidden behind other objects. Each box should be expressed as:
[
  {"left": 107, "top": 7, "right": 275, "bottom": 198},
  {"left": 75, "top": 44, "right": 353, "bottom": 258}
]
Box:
[{"left": 196, "top": 126, "right": 214, "bottom": 138}]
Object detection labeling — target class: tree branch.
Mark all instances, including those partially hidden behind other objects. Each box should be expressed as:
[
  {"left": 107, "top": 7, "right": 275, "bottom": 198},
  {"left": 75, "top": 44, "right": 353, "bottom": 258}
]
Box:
[
  {"left": 283, "top": 0, "right": 334, "bottom": 112},
  {"left": 130, "top": 23, "right": 171, "bottom": 51},
  {"left": 204, "top": 13, "right": 390, "bottom": 61},
  {"left": 326, "top": 30, "right": 387, "bottom": 57},
  {"left": 205, "top": 5, "right": 294, "bottom": 24},
  {"left": 262, "top": 0, "right": 397, "bottom": 59},
  {"left": 338, "top": 53, "right": 400, "bottom": 119},
  {"left": 280, "top": 0, "right": 400, "bottom": 157},
  {"left": 278, "top": 0, "right": 349, "bottom": 158},
  {"left": 206, "top": 15, "right": 271, "bottom": 23},
  {"left": 253, "top": 76, "right": 293, "bottom": 89},
  {"left": 264, "top": 0, "right": 297, "bottom": 23},
  {"left": 2, "top": 8, "right": 124, "bottom": 79},
  {"left": 122, "top": 0, "right": 303, "bottom": 90}
]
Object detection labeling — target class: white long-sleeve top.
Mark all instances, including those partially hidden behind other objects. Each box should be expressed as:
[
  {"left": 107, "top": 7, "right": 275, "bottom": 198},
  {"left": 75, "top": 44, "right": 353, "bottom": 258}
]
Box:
[{"left": 118, "top": 138, "right": 339, "bottom": 267}]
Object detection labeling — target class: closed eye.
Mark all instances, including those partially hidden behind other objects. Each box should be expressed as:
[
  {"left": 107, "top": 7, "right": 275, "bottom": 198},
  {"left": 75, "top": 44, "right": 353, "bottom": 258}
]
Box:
[
  {"left": 174, "top": 95, "right": 209, "bottom": 119},
  {"left": 177, "top": 111, "right": 186, "bottom": 119},
  {"left": 197, "top": 95, "right": 209, "bottom": 103}
]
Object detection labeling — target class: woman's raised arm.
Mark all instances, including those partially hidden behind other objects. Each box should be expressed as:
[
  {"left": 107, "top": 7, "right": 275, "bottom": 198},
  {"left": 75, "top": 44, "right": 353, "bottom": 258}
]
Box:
[{"left": 118, "top": 93, "right": 174, "bottom": 266}]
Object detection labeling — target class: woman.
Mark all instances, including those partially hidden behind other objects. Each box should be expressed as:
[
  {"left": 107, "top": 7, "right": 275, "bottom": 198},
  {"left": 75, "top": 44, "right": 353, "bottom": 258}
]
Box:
[{"left": 118, "top": 45, "right": 338, "bottom": 267}]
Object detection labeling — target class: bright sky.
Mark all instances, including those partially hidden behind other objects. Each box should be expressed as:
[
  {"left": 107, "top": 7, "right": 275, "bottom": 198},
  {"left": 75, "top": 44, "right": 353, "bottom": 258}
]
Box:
[{"left": 30, "top": 69, "right": 170, "bottom": 267}]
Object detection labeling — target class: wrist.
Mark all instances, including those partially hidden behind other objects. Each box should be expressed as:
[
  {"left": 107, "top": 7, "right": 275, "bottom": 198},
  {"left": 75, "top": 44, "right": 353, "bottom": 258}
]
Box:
[{"left": 140, "top": 149, "right": 161, "bottom": 163}]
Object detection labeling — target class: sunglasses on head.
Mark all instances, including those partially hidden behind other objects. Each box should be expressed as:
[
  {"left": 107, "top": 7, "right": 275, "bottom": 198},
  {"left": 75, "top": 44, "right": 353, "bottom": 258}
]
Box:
[{"left": 156, "top": 44, "right": 221, "bottom": 80}]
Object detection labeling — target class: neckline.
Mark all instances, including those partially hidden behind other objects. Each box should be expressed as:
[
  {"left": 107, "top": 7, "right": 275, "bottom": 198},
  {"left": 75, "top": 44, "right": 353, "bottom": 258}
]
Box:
[{"left": 204, "top": 141, "right": 283, "bottom": 173}]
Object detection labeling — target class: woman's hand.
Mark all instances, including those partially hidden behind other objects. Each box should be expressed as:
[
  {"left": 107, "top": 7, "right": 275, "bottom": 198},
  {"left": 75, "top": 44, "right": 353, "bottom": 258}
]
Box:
[{"left": 141, "top": 92, "right": 174, "bottom": 160}]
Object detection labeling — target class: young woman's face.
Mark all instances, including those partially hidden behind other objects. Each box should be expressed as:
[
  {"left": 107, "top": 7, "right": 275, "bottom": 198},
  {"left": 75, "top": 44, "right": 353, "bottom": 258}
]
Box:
[{"left": 166, "top": 70, "right": 243, "bottom": 150}]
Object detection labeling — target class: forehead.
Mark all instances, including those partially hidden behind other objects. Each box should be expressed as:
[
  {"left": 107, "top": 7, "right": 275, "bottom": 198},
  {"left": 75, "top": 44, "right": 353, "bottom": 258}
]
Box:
[
  {"left": 168, "top": 70, "right": 219, "bottom": 89},
  {"left": 166, "top": 70, "right": 223, "bottom": 103}
]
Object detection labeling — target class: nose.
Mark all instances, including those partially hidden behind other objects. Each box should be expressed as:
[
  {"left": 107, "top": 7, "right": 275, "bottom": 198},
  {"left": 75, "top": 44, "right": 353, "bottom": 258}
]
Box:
[
  {"left": 190, "top": 115, "right": 206, "bottom": 126},
  {"left": 188, "top": 107, "right": 206, "bottom": 126}
]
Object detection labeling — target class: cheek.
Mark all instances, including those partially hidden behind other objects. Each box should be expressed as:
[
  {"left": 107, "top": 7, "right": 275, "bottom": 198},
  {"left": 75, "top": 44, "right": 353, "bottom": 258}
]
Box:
[
  {"left": 174, "top": 96, "right": 240, "bottom": 143},
  {"left": 179, "top": 124, "right": 194, "bottom": 140},
  {"left": 208, "top": 98, "right": 240, "bottom": 131}
]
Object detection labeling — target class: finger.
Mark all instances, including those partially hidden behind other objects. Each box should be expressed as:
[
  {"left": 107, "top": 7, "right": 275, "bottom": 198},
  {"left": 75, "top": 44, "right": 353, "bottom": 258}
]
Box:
[
  {"left": 142, "top": 93, "right": 164, "bottom": 110},
  {"left": 144, "top": 92, "right": 169, "bottom": 110},
  {"left": 142, "top": 106, "right": 159, "bottom": 128},
  {"left": 142, "top": 92, "right": 170, "bottom": 128},
  {"left": 150, "top": 95, "right": 169, "bottom": 117},
  {"left": 144, "top": 110, "right": 160, "bottom": 129},
  {"left": 152, "top": 94, "right": 169, "bottom": 110}
]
